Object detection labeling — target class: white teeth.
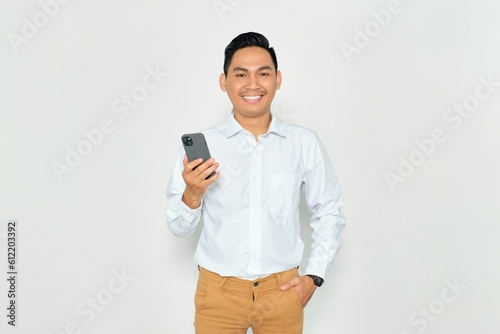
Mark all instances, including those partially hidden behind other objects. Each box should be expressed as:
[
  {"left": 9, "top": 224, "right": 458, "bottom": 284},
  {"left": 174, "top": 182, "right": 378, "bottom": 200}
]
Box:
[{"left": 243, "top": 95, "right": 262, "bottom": 100}]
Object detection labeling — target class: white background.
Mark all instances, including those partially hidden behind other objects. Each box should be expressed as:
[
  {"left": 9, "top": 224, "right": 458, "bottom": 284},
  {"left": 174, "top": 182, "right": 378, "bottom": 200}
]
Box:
[{"left": 1, "top": 0, "right": 499, "bottom": 333}]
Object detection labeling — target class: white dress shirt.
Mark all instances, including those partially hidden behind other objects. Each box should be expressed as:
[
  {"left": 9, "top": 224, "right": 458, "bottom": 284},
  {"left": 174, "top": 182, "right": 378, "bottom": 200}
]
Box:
[{"left": 165, "top": 110, "right": 345, "bottom": 281}]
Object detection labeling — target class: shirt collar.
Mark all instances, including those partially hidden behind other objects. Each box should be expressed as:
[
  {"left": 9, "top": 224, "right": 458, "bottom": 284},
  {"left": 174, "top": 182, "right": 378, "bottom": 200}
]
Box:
[{"left": 225, "top": 110, "right": 288, "bottom": 139}]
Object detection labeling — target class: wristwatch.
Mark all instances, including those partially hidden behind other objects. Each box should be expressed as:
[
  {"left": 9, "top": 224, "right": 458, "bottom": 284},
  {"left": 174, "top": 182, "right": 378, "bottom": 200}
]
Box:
[{"left": 306, "top": 275, "right": 324, "bottom": 287}]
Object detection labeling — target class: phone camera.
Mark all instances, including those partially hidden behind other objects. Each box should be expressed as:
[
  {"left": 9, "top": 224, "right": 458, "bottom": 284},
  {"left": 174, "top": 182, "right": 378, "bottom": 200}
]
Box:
[{"left": 182, "top": 136, "right": 193, "bottom": 146}]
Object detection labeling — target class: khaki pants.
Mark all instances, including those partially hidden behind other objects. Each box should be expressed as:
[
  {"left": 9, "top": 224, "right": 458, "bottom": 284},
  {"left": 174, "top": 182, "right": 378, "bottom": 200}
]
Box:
[{"left": 194, "top": 266, "right": 304, "bottom": 334}]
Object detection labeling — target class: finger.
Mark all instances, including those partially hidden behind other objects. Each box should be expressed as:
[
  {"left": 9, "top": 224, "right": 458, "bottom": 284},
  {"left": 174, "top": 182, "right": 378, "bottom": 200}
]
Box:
[
  {"left": 191, "top": 157, "right": 214, "bottom": 172},
  {"left": 184, "top": 158, "right": 204, "bottom": 172},
  {"left": 203, "top": 171, "right": 220, "bottom": 185},
  {"left": 191, "top": 158, "right": 216, "bottom": 178},
  {"left": 198, "top": 162, "right": 219, "bottom": 180},
  {"left": 281, "top": 278, "right": 299, "bottom": 291},
  {"left": 183, "top": 154, "right": 188, "bottom": 166},
  {"left": 198, "top": 157, "right": 215, "bottom": 170}
]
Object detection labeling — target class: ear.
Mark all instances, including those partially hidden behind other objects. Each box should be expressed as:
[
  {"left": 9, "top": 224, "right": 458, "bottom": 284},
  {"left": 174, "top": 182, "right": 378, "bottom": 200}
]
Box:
[
  {"left": 219, "top": 73, "right": 227, "bottom": 92},
  {"left": 276, "top": 70, "right": 282, "bottom": 90}
]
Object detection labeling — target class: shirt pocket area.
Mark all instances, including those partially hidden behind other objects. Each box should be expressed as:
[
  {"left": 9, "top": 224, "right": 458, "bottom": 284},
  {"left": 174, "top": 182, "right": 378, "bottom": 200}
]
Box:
[{"left": 269, "top": 173, "right": 300, "bottom": 217}]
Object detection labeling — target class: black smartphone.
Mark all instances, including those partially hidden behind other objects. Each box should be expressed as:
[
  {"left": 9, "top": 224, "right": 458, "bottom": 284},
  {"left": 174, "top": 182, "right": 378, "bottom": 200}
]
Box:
[{"left": 181, "top": 133, "right": 216, "bottom": 179}]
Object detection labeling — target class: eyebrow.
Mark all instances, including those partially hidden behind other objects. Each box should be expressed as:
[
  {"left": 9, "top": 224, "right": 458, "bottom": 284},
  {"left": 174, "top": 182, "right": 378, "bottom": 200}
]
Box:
[{"left": 232, "top": 66, "right": 273, "bottom": 72}]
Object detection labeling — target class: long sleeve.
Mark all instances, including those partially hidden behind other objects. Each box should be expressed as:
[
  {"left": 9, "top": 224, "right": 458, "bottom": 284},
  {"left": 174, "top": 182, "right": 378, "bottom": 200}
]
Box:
[
  {"left": 302, "top": 133, "right": 346, "bottom": 281},
  {"left": 164, "top": 148, "right": 203, "bottom": 238}
]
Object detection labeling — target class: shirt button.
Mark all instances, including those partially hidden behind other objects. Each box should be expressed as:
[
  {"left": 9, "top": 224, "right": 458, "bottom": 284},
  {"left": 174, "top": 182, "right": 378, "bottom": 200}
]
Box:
[{"left": 253, "top": 281, "right": 259, "bottom": 287}]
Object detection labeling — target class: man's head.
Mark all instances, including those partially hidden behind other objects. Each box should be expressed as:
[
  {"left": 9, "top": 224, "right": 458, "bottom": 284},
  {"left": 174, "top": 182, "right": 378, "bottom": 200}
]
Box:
[
  {"left": 220, "top": 32, "right": 282, "bottom": 120},
  {"left": 223, "top": 32, "right": 278, "bottom": 76}
]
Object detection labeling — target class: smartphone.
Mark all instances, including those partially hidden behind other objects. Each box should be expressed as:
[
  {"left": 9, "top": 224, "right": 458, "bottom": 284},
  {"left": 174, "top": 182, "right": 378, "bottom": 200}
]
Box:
[{"left": 181, "top": 133, "right": 216, "bottom": 179}]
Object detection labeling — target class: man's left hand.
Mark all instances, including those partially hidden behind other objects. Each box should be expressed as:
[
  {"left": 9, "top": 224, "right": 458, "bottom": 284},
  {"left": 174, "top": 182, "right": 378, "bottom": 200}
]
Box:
[{"left": 280, "top": 275, "right": 317, "bottom": 308}]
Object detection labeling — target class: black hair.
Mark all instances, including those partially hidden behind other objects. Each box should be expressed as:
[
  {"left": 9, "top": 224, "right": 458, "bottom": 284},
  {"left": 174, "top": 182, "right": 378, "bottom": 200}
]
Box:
[{"left": 223, "top": 32, "right": 278, "bottom": 75}]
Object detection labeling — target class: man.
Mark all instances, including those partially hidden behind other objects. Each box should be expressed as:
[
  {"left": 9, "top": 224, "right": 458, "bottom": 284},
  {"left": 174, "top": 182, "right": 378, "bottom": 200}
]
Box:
[{"left": 165, "top": 32, "right": 345, "bottom": 333}]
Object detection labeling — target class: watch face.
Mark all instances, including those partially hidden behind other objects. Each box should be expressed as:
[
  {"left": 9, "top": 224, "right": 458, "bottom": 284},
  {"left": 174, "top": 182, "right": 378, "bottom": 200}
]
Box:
[
  {"left": 307, "top": 275, "right": 324, "bottom": 287},
  {"left": 316, "top": 277, "right": 324, "bottom": 287}
]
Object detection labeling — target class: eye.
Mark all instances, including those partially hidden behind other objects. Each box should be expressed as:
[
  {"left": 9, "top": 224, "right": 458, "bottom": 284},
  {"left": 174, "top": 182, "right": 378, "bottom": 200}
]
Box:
[
  {"left": 260, "top": 72, "right": 270, "bottom": 76},
  {"left": 236, "top": 73, "right": 245, "bottom": 77}
]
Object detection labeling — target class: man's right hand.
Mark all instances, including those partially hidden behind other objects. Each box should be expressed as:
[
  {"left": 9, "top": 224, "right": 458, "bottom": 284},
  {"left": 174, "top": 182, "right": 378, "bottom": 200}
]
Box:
[{"left": 181, "top": 154, "right": 220, "bottom": 209}]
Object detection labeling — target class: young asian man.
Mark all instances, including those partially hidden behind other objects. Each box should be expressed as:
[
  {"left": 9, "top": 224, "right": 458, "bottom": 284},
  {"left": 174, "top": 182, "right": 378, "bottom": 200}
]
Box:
[{"left": 165, "top": 32, "right": 345, "bottom": 334}]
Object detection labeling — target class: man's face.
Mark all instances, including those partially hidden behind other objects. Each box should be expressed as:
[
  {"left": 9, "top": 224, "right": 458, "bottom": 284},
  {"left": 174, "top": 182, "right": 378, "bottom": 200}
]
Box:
[{"left": 219, "top": 46, "right": 282, "bottom": 119}]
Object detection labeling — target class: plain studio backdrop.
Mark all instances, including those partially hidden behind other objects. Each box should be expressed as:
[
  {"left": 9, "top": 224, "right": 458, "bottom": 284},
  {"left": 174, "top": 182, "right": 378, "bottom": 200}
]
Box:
[{"left": 1, "top": 0, "right": 499, "bottom": 333}]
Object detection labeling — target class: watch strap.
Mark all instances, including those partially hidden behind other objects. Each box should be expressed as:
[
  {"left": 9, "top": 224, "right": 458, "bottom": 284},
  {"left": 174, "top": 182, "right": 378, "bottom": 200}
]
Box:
[{"left": 306, "top": 274, "right": 324, "bottom": 287}]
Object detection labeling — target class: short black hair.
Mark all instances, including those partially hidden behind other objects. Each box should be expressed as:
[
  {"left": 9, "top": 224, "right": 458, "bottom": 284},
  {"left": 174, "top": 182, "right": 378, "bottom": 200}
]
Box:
[{"left": 223, "top": 32, "right": 278, "bottom": 75}]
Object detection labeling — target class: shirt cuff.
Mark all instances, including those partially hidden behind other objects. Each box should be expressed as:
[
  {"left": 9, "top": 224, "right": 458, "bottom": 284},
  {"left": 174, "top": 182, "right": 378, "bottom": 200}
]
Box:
[
  {"left": 304, "top": 261, "right": 328, "bottom": 282},
  {"left": 178, "top": 196, "right": 203, "bottom": 222}
]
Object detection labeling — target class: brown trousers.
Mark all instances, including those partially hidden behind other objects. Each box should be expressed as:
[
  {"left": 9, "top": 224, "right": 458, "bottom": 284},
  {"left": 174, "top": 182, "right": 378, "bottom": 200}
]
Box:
[{"left": 194, "top": 266, "right": 304, "bottom": 334}]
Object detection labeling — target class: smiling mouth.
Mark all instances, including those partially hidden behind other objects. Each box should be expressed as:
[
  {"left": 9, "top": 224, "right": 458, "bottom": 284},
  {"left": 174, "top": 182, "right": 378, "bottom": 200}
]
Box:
[{"left": 242, "top": 95, "right": 263, "bottom": 102}]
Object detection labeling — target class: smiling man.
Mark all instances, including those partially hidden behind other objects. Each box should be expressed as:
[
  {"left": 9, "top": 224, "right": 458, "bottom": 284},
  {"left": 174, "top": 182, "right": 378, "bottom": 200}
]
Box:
[
  {"left": 165, "top": 32, "right": 346, "bottom": 333},
  {"left": 219, "top": 45, "right": 281, "bottom": 137}
]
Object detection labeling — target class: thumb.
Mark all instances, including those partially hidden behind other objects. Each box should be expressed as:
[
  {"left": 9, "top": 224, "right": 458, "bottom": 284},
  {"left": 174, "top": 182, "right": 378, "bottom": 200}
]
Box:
[
  {"left": 281, "top": 278, "right": 298, "bottom": 291},
  {"left": 183, "top": 154, "right": 188, "bottom": 166}
]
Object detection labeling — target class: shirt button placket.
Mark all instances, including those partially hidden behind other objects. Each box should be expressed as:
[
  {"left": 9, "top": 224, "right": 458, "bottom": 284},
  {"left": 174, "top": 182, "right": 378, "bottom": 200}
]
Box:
[{"left": 248, "top": 143, "right": 262, "bottom": 274}]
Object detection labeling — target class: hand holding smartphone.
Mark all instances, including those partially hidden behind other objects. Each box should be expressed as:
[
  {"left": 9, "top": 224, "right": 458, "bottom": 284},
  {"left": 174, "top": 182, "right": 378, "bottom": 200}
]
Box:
[{"left": 181, "top": 133, "right": 216, "bottom": 180}]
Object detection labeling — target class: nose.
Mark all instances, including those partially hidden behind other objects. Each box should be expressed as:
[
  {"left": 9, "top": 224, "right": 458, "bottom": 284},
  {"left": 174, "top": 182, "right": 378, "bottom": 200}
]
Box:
[{"left": 245, "top": 74, "right": 261, "bottom": 90}]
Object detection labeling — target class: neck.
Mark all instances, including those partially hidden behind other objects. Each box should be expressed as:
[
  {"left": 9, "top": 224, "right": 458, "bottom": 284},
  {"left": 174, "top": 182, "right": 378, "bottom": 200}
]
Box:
[{"left": 234, "top": 110, "right": 272, "bottom": 142}]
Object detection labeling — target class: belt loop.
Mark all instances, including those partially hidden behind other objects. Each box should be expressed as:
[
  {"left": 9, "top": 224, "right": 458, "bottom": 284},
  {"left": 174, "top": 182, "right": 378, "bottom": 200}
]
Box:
[
  {"left": 279, "top": 267, "right": 296, "bottom": 287},
  {"left": 220, "top": 277, "right": 228, "bottom": 293},
  {"left": 198, "top": 265, "right": 201, "bottom": 271},
  {"left": 277, "top": 272, "right": 284, "bottom": 288}
]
